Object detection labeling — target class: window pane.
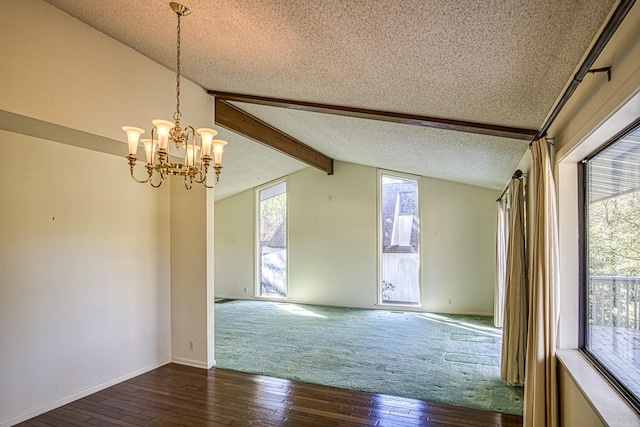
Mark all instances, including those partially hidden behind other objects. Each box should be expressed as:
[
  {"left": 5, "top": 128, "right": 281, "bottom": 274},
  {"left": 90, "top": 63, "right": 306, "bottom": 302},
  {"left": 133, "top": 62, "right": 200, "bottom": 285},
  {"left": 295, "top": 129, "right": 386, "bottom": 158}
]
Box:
[
  {"left": 380, "top": 174, "right": 420, "bottom": 305},
  {"left": 258, "top": 181, "right": 287, "bottom": 298},
  {"left": 585, "top": 125, "right": 640, "bottom": 406}
]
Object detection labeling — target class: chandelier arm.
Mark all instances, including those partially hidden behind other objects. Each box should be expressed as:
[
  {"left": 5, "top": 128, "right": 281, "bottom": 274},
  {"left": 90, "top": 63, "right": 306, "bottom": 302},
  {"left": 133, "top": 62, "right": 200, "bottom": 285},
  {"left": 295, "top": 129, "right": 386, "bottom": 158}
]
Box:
[
  {"left": 156, "top": 150, "right": 168, "bottom": 180},
  {"left": 202, "top": 166, "right": 222, "bottom": 188},
  {"left": 149, "top": 165, "right": 165, "bottom": 188},
  {"left": 150, "top": 177, "right": 164, "bottom": 188},
  {"left": 151, "top": 127, "right": 159, "bottom": 159},
  {"left": 189, "top": 128, "right": 196, "bottom": 154},
  {"left": 182, "top": 126, "right": 195, "bottom": 167},
  {"left": 193, "top": 172, "right": 205, "bottom": 184},
  {"left": 184, "top": 175, "right": 193, "bottom": 190},
  {"left": 182, "top": 147, "right": 188, "bottom": 169},
  {"left": 130, "top": 170, "right": 152, "bottom": 184},
  {"left": 191, "top": 156, "right": 208, "bottom": 184},
  {"left": 128, "top": 156, "right": 153, "bottom": 183}
]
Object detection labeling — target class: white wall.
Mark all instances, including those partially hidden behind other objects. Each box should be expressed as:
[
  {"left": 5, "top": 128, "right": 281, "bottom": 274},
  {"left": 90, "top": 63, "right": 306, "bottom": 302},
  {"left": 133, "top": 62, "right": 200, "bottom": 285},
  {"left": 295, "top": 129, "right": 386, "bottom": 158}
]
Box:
[
  {"left": 0, "top": 1, "right": 217, "bottom": 424},
  {"left": 215, "top": 161, "right": 499, "bottom": 315},
  {"left": 0, "top": 131, "right": 171, "bottom": 425}
]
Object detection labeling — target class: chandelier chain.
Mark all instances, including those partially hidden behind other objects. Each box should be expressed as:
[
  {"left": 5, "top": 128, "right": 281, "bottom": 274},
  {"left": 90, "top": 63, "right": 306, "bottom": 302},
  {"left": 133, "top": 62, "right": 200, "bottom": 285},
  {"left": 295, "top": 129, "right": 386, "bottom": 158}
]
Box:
[{"left": 174, "top": 12, "right": 182, "bottom": 122}]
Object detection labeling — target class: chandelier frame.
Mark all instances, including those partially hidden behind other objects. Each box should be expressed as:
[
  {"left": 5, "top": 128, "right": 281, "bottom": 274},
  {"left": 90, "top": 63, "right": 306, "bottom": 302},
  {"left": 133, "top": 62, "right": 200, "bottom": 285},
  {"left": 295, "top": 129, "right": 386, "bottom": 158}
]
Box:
[{"left": 123, "top": 2, "right": 226, "bottom": 190}]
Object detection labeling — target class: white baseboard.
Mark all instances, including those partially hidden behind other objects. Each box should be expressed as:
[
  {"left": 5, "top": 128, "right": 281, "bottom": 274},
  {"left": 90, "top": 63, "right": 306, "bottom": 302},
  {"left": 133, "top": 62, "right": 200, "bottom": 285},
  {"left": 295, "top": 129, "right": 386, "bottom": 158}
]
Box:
[
  {"left": 1, "top": 357, "right": 171, "bottom": 427},
  {"left": 171, "top": 356, "right": 214, "bottom": 369}
]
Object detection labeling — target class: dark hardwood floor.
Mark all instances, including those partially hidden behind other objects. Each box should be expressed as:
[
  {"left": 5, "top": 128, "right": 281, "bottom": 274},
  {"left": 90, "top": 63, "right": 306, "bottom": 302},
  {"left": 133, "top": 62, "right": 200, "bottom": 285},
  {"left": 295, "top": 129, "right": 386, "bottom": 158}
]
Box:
[{"left": 18, "top": 364, "right": 523, "bottom": 426}]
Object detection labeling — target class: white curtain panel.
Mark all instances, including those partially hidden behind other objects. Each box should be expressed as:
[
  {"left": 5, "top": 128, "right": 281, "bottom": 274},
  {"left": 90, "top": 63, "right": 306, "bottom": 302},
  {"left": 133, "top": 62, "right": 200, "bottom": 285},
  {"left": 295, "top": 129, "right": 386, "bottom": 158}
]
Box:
[
  {"left": 500, "top": 177, "right": 528, "bottom": 385},
  {"left": 494, "top": 198, "right": 509, "bottom": 328},
  {"left": 524, "top": 138, "right": 559, "bottom": 427}
]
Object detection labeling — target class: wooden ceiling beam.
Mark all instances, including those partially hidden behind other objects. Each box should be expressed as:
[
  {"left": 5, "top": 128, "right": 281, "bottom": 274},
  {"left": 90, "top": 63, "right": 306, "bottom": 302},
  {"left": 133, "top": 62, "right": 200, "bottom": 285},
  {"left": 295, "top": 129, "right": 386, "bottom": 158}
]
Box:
[
  {"left": 215, "top": 99, "right": 334, "bottom": 175},
  {"left": 209, "top": 91, "right": 538, "bottom": 141}
]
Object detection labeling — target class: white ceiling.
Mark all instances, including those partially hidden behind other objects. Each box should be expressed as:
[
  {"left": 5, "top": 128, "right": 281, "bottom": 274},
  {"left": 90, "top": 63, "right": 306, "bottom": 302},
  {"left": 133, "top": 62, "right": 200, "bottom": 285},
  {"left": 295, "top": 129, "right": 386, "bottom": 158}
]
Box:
[{"left": 42, "top": 0, "right": 617, "bottom": 199}]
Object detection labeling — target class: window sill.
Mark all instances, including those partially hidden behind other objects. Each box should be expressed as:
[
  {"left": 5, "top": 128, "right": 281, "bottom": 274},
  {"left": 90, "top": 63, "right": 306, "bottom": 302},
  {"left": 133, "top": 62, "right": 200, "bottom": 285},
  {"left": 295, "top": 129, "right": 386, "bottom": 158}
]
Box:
[
  {"left": 253, "top": 296, "right": 288, "bottom": 302},
  {"left": 377, "top": 303, "right": 423, "bottom": 310},
  {"left": 556, "top": 349, "right": 640, "bottom": 426}
]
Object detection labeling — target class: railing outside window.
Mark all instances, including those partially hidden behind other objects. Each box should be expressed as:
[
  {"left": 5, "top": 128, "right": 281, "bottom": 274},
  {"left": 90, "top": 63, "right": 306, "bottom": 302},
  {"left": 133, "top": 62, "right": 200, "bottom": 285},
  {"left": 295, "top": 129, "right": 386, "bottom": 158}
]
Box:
[
  {"left": 589, "top": 276, "right": 640, "bottom": 329},
  {"left": 582, "top": 121, "right": 640, "bottom": 412}
]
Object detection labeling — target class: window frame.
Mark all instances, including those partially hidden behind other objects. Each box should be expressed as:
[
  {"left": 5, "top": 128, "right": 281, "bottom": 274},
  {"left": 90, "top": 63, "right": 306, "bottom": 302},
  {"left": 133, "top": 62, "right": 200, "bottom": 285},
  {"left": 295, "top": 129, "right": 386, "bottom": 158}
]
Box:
[
  {"left": 579, "top": 117, "right": 640, "bottom": 414},
  {"left": 255, "top": 178, "right": 288, "bottom": 300},
  {"left": 377, "top": 169, "right": 422, "bottom": 307}
]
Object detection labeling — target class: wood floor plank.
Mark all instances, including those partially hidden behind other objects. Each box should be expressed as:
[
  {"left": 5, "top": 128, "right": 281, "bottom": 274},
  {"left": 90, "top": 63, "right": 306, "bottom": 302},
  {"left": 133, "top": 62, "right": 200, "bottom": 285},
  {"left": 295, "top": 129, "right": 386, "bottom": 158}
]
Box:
[{"left": 17, "top": 364, "right": 523, "bottom": 427}]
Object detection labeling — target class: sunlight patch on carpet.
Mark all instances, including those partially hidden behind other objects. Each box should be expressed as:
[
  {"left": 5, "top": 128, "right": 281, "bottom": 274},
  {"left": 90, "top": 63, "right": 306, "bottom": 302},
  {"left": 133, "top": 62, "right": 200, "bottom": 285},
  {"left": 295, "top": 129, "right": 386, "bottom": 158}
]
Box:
[
  {"left": 450, "top": 333, "right": 495, "bottom": 343},
  {"left": 412, "top": 312, "right": 501, "bottom": 337},
  {"left": 444, "top": 352, "right": 499, "bottom": 366},
  {"left": 273, "top": 302, "right": 327, "bottom": 318}
]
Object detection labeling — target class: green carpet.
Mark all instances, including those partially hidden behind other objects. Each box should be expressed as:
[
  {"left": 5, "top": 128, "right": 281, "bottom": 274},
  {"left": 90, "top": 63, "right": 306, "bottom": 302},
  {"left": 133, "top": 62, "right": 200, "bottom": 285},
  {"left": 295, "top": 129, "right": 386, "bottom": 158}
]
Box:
[{"left": 214, "top": 300, "right": 523, "bottom": 415}]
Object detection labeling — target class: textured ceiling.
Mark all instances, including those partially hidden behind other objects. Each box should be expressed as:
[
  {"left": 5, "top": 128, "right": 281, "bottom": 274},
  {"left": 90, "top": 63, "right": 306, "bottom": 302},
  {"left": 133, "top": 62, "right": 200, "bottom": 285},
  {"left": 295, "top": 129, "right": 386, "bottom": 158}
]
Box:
[
  {"left": 212, "top": 126, "right": 307, "bottom": 201},
  {"left": 231, "top": 101, "right": 529, "bottom": 189},
  {"left": 42, "top": 0, "right": 617, "bottom": 198}
]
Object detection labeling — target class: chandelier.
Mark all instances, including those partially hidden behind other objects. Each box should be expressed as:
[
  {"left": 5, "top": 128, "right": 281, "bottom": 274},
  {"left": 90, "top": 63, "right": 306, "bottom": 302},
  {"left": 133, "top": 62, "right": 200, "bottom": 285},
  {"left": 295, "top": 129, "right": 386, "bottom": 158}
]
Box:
[{"left": 122, "top": 2, "right": 227, "bottom": 189}]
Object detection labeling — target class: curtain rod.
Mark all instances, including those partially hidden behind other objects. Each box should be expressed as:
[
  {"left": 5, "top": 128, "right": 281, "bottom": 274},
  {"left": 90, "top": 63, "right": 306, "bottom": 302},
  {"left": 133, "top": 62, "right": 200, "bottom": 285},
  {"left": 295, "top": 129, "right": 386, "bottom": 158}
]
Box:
[
  {"left": 497, "top": 1, "right": 634, "bottom": 202},
  {"left": 533, "top": 0, "right": 636, "bottom": 141},
  {"left": 497, "top": 170, "right": 523, "bottom": 202}
]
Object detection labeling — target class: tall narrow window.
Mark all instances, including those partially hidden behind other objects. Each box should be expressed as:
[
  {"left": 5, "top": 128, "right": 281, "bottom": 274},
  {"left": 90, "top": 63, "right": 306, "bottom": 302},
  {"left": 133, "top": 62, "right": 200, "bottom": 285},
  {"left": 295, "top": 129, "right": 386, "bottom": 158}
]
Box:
[
  {"left": 257, "top": 180, "right": 287, "bottom": 298},
  {"left": 582, "top": 122, "right": 640, "bottom": 411},
  {"left": 380, "top": 173, "right": 420, "bottom": 305}
]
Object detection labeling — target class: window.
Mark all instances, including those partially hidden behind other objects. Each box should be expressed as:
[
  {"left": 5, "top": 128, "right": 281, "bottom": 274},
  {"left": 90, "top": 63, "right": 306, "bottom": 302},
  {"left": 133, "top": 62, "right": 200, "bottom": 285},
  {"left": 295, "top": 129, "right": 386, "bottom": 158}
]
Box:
[
  {"left": 581, "top": 121, "right": 640, "bottom": 411},
  {"left": 379, "top": 173, "right": 420, "bottom": 305},
  {"left": 257, "top": 180, "right": 287, "bottom": 298}
]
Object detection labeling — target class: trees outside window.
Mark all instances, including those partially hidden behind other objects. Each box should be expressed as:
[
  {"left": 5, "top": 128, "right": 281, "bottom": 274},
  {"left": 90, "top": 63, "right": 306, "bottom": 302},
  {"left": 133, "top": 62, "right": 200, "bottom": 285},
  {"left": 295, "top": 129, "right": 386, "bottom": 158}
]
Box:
[
  {"left": 582, "top": 122, "right": 640, "bottom": 411},
  {"left": 257, "top": 181, "right": 287, "bottom": 298},
  {"left": 380, "top": 173, "right": 420, "bottom": 305}
]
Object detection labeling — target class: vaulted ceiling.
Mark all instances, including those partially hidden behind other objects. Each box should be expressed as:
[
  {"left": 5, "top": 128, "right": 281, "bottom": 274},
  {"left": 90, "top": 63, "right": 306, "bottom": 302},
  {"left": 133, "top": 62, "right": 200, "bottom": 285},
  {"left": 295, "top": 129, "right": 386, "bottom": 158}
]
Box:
[{"left": 42, "top": 0, "right": 617, "bottom": 200}]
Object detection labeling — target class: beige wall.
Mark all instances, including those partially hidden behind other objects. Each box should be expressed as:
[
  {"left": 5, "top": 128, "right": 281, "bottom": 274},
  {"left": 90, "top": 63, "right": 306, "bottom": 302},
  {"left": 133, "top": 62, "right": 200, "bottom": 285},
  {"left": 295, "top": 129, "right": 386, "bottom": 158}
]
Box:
[
  {"left": 215, "top": 161, "right": 499, "bottom": 315},
  {"left": 550, "top": 3, "right": 640, "bottom": 424},
  {"left": 0, "top": 131, "right": 172, "bottom": 424},
  {"left": 0, "top": 1, "right": 215, "bottom": 424},
  {"left": 214, "top": 190, "right": 255, "bottom": 297},
  {"left": 169, "top": 182, "right": 217, "bottom": 369},
  {"left": 5, "top": 0, "right": 639, "bottom": 425},
  {"left": 288, "top": 163, "right": 378, "bottom": 307},
  {"left": 558, "top": 363, "right": 605, "bottom": 427},
  {"left": 0, "top": 0, "right": 213, "bottom": 155},
  {"left": 421, "top": 176, "right": 498, "bottom": 314}
]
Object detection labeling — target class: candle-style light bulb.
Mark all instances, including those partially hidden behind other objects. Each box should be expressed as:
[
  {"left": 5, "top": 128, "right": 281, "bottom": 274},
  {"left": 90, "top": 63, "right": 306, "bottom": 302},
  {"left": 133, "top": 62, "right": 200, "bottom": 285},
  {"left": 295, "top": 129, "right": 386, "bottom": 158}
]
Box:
[
  {"left": 211, "top": 140, "right": 227, "bottom": 165},
  {"left": 122, "top": 126, "right": 145, "bottom": 155},
  {"left": 185, "top": 145, "right": 200, "bottom": 167},
  {"left": 152, "top": 119, "right": 174, "bottom": 150},
  {"left": 141, "top": 139, "right": 157, "bottom": 165},
  {"left": 196, "top": 128, "right": 218, "bottom": 158}
]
